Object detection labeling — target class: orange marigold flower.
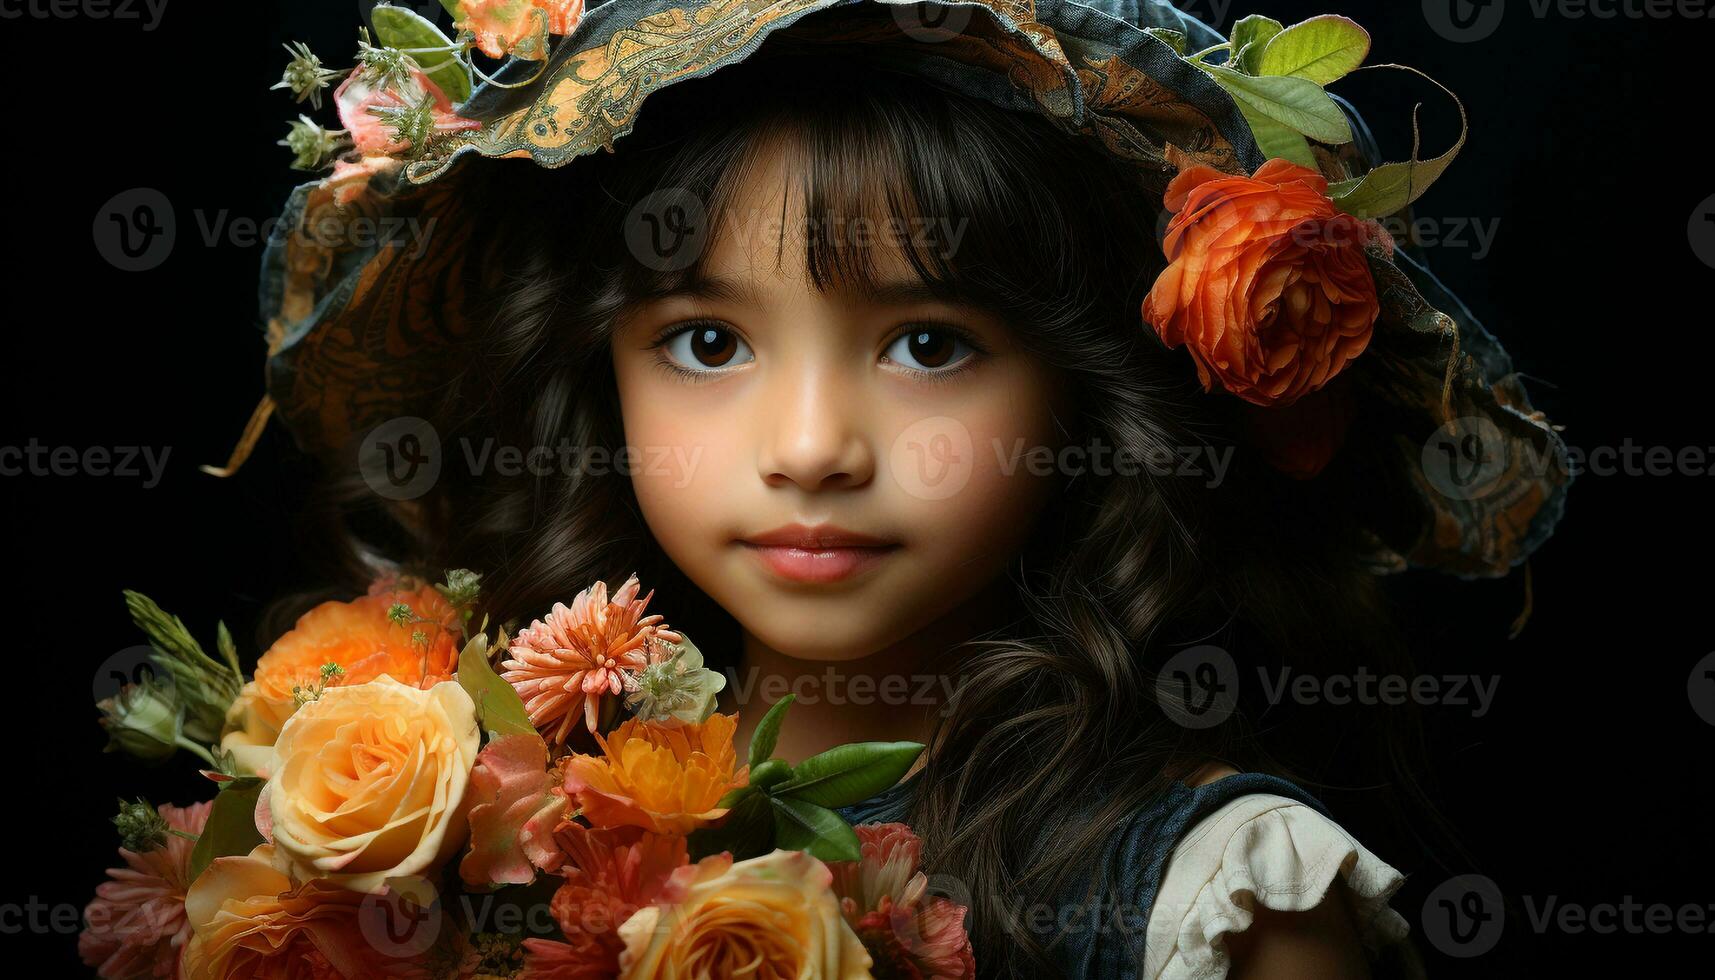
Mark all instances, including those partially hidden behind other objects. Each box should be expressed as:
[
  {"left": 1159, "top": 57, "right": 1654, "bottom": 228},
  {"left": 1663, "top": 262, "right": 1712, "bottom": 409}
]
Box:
[
  {"left": 219, "top": 579, "right": 462, "bottom": 774},
  {"left": 563, "top": 714, "right": 749, "bottom": 835},
  {"left": 1142, "top": 158, "right": 1387, "bottom": 408},
  {"left": 502, "top": 574, "right": 682, "bottom": 746}
]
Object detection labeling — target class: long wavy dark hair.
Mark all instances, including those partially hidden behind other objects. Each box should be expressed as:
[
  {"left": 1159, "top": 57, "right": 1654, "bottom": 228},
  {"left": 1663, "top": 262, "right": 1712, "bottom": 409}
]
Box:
[{"left": 292, "top": 29, "right": 1441, "bottom": 979}]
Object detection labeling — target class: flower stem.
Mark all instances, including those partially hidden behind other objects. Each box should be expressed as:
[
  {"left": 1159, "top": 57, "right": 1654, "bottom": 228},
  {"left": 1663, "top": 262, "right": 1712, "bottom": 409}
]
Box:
[{"left": 177, "top": 737, "right": 218, "bottom": 767}]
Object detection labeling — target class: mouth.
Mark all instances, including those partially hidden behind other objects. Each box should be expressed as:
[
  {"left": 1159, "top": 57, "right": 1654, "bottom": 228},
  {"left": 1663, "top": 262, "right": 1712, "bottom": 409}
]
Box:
[{"left": 737, "top": 523, "right": 902, "bottom": 584}]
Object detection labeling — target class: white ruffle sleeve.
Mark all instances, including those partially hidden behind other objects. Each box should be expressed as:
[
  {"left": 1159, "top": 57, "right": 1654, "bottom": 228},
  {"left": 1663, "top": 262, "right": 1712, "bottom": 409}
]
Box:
[{"left": 1143, "top": 793, "right": 1413, "bottom": 979}]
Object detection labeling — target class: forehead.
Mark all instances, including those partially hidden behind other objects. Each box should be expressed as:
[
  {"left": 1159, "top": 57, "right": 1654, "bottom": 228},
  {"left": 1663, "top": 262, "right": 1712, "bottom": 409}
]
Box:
[{"left": 697, "top": 135, "right": 924, "bottom": 295}]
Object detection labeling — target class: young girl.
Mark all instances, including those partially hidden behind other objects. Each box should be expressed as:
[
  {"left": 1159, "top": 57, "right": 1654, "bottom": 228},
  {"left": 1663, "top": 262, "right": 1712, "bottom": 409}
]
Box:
[{"left": 239, "top": 1, "right": 1570, "bottom": 976}]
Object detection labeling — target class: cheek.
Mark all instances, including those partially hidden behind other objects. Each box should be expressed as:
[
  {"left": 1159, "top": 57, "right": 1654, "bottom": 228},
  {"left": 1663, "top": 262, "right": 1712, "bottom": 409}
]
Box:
[
  {"left": 613, "top": 366, "right": 744, "bottom": 567},
  {"left": 877, "top": 367, "right": 1066, "bottom": 579}
]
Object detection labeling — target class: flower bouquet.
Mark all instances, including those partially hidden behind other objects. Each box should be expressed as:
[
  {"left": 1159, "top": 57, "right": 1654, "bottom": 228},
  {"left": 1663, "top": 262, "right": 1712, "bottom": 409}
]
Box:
[{"left": 83, "top": 571, "right": 975, "bottom": 979}]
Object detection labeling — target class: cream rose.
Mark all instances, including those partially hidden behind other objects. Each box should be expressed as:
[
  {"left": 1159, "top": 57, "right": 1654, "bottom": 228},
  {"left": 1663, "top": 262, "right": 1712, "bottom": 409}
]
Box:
[
  {"left": 265, "top": 677, "right": 480, "bottom": 893},
  {"left": 618, "top": 848, "right": 874, "bottom": 980}
]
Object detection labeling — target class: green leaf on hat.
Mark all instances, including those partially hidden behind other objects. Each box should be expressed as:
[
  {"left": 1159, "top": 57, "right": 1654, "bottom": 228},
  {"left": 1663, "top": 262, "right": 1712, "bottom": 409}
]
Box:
[
  {"left": 1254, "top": 15, "right": 1371, "bottom": 86},
  {"left": 768, "top": 795, "right": 861, "bottom": 862},
  {"left": 1234, "top": 102, "right": 1317, "bottom": 168},
  {"left": 1144, "top": 27, "right": 1187, "bottom": 55},
  {"left": 1229, "top": 15, "right": 1284, "bottom": 74},
  {"left": 1200, "top": 64, "right": 1353, "bottom": 145},
  {"left": 372, "top": 4, "right": 472, "bottom": 104},
  {"left": 1327, "top": 66, "right": 1467, "bottom": 219}
]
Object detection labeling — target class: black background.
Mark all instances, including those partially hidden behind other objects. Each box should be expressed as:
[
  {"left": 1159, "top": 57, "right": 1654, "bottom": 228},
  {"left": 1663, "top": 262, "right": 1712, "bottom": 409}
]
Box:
[{"left": 5, "top": 0, "right": 1710, "bottom": 975}]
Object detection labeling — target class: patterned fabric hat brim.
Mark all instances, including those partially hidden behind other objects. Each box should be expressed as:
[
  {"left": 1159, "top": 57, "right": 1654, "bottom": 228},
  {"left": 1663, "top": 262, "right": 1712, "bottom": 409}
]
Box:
[{"left": 250, "top": 0, "right": 1571, "bottom": 580}]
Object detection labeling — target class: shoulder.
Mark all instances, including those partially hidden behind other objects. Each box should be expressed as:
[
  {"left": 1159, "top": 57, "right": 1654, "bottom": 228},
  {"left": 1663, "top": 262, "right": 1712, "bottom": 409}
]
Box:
[{"left": 1141, "top": 785, "right": 1416, "bottom": 980}]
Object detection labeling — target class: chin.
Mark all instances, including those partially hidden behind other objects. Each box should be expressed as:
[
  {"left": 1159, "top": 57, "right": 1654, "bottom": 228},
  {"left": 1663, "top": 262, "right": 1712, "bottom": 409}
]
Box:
[{"left": 738, "top": 616, "right": 899, "bottom": 663}]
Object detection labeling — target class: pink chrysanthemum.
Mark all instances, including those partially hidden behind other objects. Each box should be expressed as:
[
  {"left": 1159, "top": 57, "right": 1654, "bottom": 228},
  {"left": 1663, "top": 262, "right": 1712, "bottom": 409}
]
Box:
[
  {"left": 502, "top": 574, "right": 682, "bottom": 745},
  {"left": 830, "top": 823, "right": 977, "bottom": 980},
  {"left": 78, "top": 800, "right": 212, "bottom": 980}
]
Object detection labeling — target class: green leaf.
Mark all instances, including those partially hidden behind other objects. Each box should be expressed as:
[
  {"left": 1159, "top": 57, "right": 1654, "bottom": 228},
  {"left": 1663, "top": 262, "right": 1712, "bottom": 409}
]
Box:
[
  {"left": 214, "top": 621, "right": 240, "bottom": 679},
  {"left": 189, "top": 777, "right": 265, "bottom": 880},
  {"left": 768, "top": 796, "right": 860, "bottom": 863},
  {"left": 1327, "top": 66, "right": 1468, "bottom": 219},
  {"left": 371, "top": 4, "right": 471, "bottom": 104},
  {"left": 1200, "top": 64, "right": 1352, "bottom": 145},
  {"left": 1234, "top": 101, "right": 1317, "bottom": 168},
  {"left": 770, "top": 741, "right": 923, "bottom": 809},
  {"left": 438, "top": 0, "right": 466, "bottom": 21},
  {"left": 1254, "top": 15, "right": 1370, "bottom": 86},
  {"left": 1144, "top": 27, "right": 1187, "bottom": 56},
  {"left": 1229, "top": 15, "right": 1284, "bottom": 74},
  {"left": 688, "top": 791, "right": 773, "bottom": 861},
  {"left": 458, "top": 634, "right": 536, "bottom": 739},
  {"left": 749, "top": 758, "right": 792, "bottom": 791},
  {"left": 715, "top": 784, "right": 756, "bottom": 810},
  {"left": 747, "top": 695, "right": 794, "bottom": 770}
]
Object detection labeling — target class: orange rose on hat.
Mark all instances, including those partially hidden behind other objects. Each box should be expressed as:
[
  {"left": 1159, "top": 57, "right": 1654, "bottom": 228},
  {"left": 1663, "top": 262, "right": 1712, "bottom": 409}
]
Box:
[{"left": 1143, "top": 159, "right": 1388, "bottom": 408}]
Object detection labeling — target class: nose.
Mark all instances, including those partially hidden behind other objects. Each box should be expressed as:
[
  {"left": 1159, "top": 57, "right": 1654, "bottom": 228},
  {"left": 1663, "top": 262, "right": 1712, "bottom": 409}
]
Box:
[{"left": 756, "top": 366, "right": 875, "bottom": 493}]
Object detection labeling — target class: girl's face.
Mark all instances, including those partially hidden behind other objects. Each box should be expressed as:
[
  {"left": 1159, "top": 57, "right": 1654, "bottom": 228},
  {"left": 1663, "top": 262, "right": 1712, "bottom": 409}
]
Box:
[{"left": 612, "top": 140, "right": 1069, "bottom": 661}]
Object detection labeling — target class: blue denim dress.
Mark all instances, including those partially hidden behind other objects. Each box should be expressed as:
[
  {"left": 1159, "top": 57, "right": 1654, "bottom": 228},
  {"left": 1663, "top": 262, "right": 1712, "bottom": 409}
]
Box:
[{"left": 836, "top": 771, "right": 1329, "bottom": 978}]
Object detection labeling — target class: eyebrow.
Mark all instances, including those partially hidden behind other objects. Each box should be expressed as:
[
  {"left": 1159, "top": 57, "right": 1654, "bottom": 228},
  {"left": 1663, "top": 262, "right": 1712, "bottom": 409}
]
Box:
[{"left": 660, "top": 272, "right": 977, "bottom": 311}]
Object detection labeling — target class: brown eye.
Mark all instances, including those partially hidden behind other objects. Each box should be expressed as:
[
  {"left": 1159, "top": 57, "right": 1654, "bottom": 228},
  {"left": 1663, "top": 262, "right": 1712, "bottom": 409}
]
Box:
[
  {"left": 662, "top": 324, "right": 753, "bottom": 372},
  {"left": 884, "top": 326, "right": 976, "bottom": 374}
]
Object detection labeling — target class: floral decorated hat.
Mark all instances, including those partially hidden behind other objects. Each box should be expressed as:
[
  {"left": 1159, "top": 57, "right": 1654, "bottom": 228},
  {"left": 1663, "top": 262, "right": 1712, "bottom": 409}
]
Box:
[{"left": 230, "top": 0, "right": 1571, "bottom": 581}]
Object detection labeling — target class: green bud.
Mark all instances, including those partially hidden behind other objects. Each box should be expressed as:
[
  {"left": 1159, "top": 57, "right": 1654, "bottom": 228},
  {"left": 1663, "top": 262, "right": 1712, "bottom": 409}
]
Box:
[
  {"left": 436, "top": 569, "right": 483, "bottom": 610},
  {"left": 112, "top": 797, "right": 169, "bottom": 852},
  {"left": 270, "top": 41, "right": 346, "bottom": 111},
  {"left": 97, "top": 679, "right": 182, "bottom": 764},
  {"left": 278, "top": 115, "right": 343, "bottom": 171},
  {"left": 750, "top": 758, "right": 792, "bottom": 791}
]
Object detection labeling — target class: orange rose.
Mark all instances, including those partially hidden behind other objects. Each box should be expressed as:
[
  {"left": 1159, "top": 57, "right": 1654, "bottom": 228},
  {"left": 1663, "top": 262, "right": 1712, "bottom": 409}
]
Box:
[
  {"left": 563, "top": 714, "right": 749, "bottom": 835},
  {"left": 1143, "top": 159, "right": 1385, "bottom": 407},
  {"left": 220, "top": 580, "right": 461, "bottom": 774},
  {"left": 180, "top": 844, "right": 445, "bottom": 979}
]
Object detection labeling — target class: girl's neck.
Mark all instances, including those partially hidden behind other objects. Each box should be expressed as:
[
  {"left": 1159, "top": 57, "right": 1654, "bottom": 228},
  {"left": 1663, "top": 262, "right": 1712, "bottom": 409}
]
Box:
[{"left": 718, "top": 577, "right": 1016, "bottom": 776}]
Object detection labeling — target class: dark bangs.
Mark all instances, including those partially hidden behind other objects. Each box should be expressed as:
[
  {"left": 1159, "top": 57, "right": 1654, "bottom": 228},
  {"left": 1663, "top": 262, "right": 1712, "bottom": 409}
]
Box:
[{"left": 537, "top": 31, "right": 1169, "bottom": 371}]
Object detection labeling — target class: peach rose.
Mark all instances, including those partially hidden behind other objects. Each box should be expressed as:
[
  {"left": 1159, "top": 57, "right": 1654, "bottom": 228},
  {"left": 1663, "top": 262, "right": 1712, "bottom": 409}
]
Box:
[
  {"left": 179, "top": 844, "right": 425, "bottom": 979},
  {"left": 265, "top": 678, "right": 480, "bottom": 893},
  {"left": 617, "top": 849, "right": 874, "bottom": 980},
  {"left": 221, "top": 582, "right": 461, "bottom": 776},
  {"left": 1143, "top": 159, "right": 1385, "bottom": 407}
]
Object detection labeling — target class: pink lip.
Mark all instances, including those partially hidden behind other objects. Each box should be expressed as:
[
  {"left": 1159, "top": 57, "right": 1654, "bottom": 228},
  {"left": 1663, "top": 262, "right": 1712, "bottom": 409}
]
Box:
[{"left": 738, "top": 523, "right": 901, "bottom": 583}]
